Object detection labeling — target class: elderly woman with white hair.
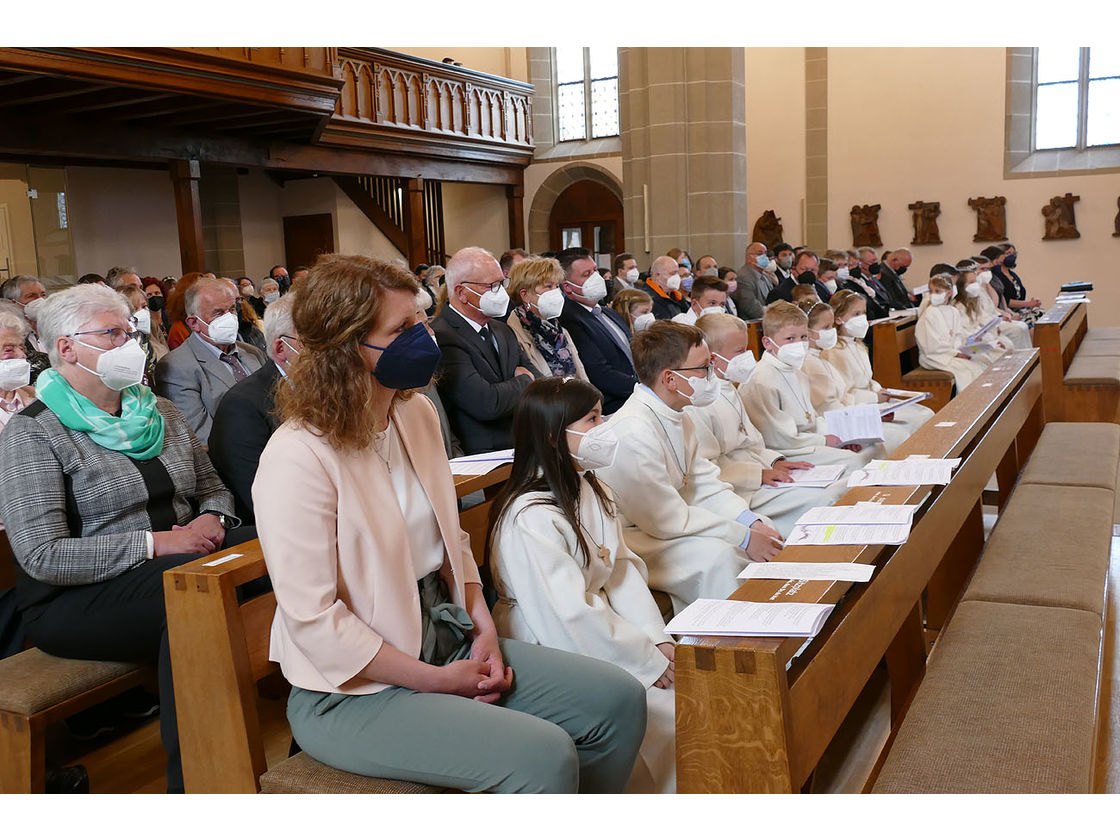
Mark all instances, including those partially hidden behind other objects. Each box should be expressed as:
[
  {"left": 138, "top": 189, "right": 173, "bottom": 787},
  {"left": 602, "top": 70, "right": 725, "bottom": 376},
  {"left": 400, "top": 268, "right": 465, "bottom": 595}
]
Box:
[
  {"left": 0, "top": 308, "right": 36, "bottom": 430},
  {"left": 0, "top": 283, "right": 251, "bottom": 793}
]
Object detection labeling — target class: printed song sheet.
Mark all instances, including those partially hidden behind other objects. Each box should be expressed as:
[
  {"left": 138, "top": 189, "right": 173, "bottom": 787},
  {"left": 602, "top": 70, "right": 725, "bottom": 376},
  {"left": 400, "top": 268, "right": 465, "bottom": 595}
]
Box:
[
  {"left": 664, "top": 598, "right": 835, "bottom": 638},
  {"left": 784, "top": 501, "right": 919, "bottom": 546},
  {"left": 847, "top": 457, "right": 961, "bottom": 487},
  {"left": 738, "top": 562, "right": 876, "bottom": 582},
  {"left": 823, "top": 404, "right": 884, "bottom": 446},
  {"left": 449, "top": 449, "right": 515, "bottom": 475},
  {"left": 765, "top": 464, "right": 846, "bottom": 491}
]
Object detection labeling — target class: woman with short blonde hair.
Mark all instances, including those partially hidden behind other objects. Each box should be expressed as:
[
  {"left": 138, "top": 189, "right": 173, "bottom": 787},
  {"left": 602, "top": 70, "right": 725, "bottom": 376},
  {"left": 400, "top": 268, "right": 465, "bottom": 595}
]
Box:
[{"left": 505, "top": 256, "right": 588, "bottom": 380}]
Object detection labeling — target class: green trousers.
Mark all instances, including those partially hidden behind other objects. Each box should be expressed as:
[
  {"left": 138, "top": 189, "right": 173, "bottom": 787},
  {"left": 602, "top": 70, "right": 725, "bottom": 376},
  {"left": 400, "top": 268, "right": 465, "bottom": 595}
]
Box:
[{"left": 287, "top": 637, "right": 647, "bottom": 793}]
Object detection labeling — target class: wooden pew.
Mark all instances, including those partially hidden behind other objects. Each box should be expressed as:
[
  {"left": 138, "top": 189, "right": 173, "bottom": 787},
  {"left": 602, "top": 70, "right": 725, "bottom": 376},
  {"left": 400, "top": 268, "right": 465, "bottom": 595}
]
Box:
[
  {"left": 674, "top": 349, "right": 1044, "bottom": 793},
  {"left": 454, "top": 462, "right": 511, "bottom": 565},
  {"left": 0, "top": 532, "right": 152, "bottom": 793},
  {"left": 746, "top": 320, "right": 763, "bottom": 360},
  {"left": 1033, "top": 300, "right": 1120, "bottom": 424},
  {"left": 870, "top": 313, "right": 954, "bottom": 411}
]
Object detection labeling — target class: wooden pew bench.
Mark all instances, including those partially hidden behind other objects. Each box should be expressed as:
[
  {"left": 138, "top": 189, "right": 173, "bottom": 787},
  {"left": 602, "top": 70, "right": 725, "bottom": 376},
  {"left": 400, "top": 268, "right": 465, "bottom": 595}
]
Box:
[
  {"left": 1034, "top": 300, "right": 1120, "bottom": 423},
  {"left": 0, "top": 533, "right": 153, "bottom": 793},
  {"left": 872, "top": 421, "right": 1119, "bottom": 792},
  {"left": 870, "top": 313, "right": 953, "bottom": 411},
  {"left": 674, "top": 349, "right": 1044, "bottom": 792}
]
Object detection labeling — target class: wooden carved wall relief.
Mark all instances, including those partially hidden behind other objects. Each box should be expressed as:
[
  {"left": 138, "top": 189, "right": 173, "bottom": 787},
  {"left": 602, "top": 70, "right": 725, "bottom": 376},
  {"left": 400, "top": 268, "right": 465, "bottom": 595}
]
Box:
[
  {"left": 908, "top": 200, "right": 942, "bottom": 245},
  {"left": 1042, "top": 193, "right": 1081, "bottom": 240},
  {"left": 850, "top": 204, "right": 882, "bottom": 247},
  {"left": 968, "top": 195, "right": 1006, "bottom": 242},
  {"left": 751, "top": 210, "right": 784, "bottom": 250}
]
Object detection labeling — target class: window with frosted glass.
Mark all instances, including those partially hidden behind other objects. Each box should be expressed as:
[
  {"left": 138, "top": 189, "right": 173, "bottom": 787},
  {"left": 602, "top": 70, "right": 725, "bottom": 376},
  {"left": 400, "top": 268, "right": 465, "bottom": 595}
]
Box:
[
  {"left": 553, "top": 47, "right": 620, "bottom": 142},
  {"left": 1035, "top": 47, "right": 1120, "bottom": 150}
]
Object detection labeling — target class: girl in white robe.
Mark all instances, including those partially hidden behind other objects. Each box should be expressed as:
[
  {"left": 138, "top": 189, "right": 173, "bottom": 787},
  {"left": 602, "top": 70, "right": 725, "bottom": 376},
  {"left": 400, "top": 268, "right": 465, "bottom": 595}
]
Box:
[
  {"left": 972, "top": 265, "right": 1030, "bottom": 351},
  {"left": 953, "top": 270, "right": 1009, "bottom": 363},
  {"left": 488, "top": 377, "right": 676, "bottom": 793},
  {"left": 823, "top": 292, "right": 934, "bottom": 451},
  {"left": 915, "top": 274, "right": 988, "bottom": 393}
]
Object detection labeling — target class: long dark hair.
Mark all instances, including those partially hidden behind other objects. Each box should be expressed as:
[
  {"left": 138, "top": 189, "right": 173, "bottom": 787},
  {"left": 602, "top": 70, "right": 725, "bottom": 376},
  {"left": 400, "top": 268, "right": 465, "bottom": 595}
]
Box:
[{"left": 488, "top": 377, "right": 615, "bottom": 567}]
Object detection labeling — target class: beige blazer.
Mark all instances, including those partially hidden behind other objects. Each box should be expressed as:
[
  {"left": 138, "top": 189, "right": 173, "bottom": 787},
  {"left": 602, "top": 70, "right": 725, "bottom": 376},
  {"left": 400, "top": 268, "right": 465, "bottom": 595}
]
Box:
[
  {"left": 506, "top": 312, "right": 589, "bottom": 381},
  {"left": 252, "top": 394, "right": 482, "bottom": 695}
]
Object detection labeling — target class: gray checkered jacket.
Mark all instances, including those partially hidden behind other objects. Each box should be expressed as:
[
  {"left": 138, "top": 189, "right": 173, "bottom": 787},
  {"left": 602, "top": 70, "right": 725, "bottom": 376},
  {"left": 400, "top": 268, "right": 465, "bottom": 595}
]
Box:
[{"left": 0, "top": 396, "right": 235, "bottom": 586}]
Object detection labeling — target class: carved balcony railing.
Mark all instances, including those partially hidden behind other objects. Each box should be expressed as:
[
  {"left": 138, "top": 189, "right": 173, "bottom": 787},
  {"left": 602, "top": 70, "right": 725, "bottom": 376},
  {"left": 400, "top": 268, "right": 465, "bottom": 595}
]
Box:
[{"left": 319, "top": 48, "right": 534, "bottom": 167}]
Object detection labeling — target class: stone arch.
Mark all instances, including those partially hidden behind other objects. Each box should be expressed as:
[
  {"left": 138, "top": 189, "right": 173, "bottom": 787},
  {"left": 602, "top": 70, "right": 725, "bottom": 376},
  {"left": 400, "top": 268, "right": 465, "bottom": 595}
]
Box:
[{"left": 527, "top": 163, "right": 623, "bottom": 255}]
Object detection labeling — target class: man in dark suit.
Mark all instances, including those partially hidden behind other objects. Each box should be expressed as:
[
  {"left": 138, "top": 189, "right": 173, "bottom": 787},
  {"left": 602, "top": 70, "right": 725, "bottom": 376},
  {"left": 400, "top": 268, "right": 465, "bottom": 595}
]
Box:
[
  {"left": 767, "top": 250, "right": 827, "bottom": 303},
  {"left": 432, "top": 247, "right": 541, "bottom": 455},
  {"left": 556, "top": 247, "right": 638, "bottom": 415},
  {"left": 878, "top": 248, "right": 918, "bottom": 311},
  {"left": 209, "top": 295, "right": 299, "bottom": 523},
  {"left": 155, "top": 277, "right": 266, "bottom": 444}
]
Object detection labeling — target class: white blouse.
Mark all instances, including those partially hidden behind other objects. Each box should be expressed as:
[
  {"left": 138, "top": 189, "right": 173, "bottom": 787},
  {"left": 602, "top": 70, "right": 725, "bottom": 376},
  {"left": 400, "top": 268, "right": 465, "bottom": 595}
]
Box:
[{"left": 381, "top": 420, "right": 445, "bottom": 580}]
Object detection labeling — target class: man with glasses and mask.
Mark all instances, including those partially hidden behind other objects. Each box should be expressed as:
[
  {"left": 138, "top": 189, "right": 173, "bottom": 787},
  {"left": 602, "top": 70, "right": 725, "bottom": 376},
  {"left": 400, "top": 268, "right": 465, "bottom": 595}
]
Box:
[
  {"left": 208, "top": 294, "right": 299, "bottom": 523},
  {"left": 155, "top": 277, "right": 265, "bottom": 444},
  {"left": 431, "top": 246, "right": 541, "bottom": 455},
  {"left": 593, "top": 320, "right": 782, "bottom": 615},
  {"left": 557, "top": 246, "right": 638, "bottom": 415}
]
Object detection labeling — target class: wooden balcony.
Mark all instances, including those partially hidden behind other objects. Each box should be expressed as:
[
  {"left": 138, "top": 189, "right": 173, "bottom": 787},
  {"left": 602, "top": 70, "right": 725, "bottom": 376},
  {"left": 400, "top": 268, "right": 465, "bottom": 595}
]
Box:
[{"left": 319, "top": 48, "right": 534, "bottom": 167}]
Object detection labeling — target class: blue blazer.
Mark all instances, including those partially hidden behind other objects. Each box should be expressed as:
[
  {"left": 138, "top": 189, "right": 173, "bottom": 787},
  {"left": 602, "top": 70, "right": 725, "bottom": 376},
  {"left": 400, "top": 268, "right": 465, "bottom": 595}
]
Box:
[{"left": 557, "top": 298, "right": 637, "bottom": 415}]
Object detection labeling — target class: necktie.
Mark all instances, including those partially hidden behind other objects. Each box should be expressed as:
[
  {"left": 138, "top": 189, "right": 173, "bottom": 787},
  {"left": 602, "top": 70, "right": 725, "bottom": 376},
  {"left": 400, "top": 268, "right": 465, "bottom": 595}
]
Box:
[
  {"left": 478, "top": 324, "right": 499, "bottom": 359},
  {"left": 593, "top": 307, "right": 634, "bottom": 364},
  {"left": 220, "top": 351, "right": 249, "bottom": 383}
]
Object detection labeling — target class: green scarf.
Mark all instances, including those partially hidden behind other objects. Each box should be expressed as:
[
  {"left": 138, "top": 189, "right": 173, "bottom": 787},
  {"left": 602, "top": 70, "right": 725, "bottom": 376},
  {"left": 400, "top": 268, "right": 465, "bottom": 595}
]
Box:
[{"left": 36, "top": 368, "right": 166, "bottom": 460}]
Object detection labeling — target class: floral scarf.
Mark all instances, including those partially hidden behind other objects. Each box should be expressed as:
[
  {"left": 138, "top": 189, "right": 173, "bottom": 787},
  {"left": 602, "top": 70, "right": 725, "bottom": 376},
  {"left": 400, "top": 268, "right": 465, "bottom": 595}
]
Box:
[{"left": 515, "top": 305, "right": 576, "bottom": 377}]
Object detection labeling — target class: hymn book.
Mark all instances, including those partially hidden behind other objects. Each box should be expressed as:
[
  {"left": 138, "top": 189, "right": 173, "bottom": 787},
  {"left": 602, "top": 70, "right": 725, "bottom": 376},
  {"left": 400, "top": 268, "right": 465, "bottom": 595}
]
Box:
[{"left": 665, "top": 599, "right": 835, "bottom": 638}]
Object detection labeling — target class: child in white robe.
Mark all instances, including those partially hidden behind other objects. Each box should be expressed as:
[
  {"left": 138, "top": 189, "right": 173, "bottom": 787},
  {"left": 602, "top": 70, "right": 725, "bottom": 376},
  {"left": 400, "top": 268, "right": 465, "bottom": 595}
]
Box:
[
  {"left": 740, "top": 301, "right": 870, "bottom": 470},
  {"left": 953, "top": 269, "right": 1008, "bottom": 363},
  {"left": 488, "top": 377, "right": 675, "bottom": 793},
  {"left": 594, "top": 321, "right": 784, "bottom": 615},
  {"left": 823, "top": 291, "right": 935, "bottom": 451},
  {"left": 957, "top": 260, "right": 1026, "bottom": 353},
  {"left": 915, "top": 273, "right": 988, "bottom": 393},
  {"left": 689, "top": 312, "right": 850, "bottom": 537}
]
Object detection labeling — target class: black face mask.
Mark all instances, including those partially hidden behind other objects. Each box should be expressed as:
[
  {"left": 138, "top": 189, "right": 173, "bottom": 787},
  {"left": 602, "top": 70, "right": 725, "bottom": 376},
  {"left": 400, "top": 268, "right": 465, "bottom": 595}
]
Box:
[
  {"left": 869, "top": 262, "right": 881, "bottom": 276},
  {"left": 1003, "top": 254, "right": 1017, "bottom": 269},
  {"left": 896, "top": 265, "right": 908, "bottom": 276},
  {"left": 851, "top": 266, "right": 863, "bottom": 279},
  {"left": 797, "top": 271, "right": 817, "bottom": 284},
  {"left": 147, "top": 296, "right": 165, "bottom": 312}
]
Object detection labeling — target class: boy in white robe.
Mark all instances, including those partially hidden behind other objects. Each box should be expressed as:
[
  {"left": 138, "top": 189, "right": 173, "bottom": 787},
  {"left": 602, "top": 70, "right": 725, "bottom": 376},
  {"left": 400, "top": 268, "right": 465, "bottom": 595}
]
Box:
[
  {"left": 915, "top": 273, "right": 988, "bottom": 392},
  {"left": 740, "top": 301, "right": 870, "bottom": 469},
  {"left": 596, "top": 321, "right": 783, "bottom": 614},
  {"left": 670, "top": 275, "right": 728, "bottom": 326},
  {"left": 689, "top": 312, "right": 850, "bottom": 537}
]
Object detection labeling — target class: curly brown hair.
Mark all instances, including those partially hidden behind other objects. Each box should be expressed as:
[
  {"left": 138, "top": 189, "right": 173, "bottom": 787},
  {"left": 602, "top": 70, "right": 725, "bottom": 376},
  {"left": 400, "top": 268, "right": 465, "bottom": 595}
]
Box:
[{"left": 275, "top": 254, "right": 419, "bottom": 451}]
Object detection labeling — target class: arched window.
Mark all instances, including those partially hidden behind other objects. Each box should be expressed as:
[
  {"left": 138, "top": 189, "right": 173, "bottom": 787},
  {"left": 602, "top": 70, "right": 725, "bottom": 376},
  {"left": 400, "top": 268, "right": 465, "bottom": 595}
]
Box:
[{"left": 554, "top": 47, "right": 619, "bottom": 142}]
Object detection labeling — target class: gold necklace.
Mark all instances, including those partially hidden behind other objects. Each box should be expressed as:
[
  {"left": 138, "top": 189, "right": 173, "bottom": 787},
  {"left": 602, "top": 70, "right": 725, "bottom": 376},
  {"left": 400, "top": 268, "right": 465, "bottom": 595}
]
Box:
[
  {"left": 576, "top": 482, "right": 611, "bottom": 563},
  {"left": 643, "top": 402, "right": 688, "bottom": 487},
  {"left": 373, "top": 421, "right": 394, "bottom": 474},
  {"left": 776, "top": 369, "right": 814, "bottom": 424}
]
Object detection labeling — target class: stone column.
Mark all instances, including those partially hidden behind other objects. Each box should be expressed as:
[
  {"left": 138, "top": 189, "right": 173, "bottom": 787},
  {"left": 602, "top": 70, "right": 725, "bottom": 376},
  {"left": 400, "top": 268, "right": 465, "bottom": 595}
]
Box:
[
  {"left": 804, "top": 48, "right": 828, "bottom": 252},
  {"left": 619, "top": 48, "right": 747, "bottom": 268}
]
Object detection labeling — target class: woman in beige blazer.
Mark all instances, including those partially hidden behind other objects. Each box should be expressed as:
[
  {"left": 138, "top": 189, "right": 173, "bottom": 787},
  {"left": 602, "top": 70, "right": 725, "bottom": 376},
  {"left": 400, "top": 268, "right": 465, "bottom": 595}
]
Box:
[
  {"left": 252, "top": 254, "right": 645, "bottom": 794},
  {"left": 505, "top": 257, "right": 589, "bottom": 380}
]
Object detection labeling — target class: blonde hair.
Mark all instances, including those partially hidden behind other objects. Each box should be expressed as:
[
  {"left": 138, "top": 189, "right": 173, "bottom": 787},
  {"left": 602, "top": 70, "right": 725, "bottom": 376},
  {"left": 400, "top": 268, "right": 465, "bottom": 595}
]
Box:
[
  {"left": 762, "top": 300, "right": 808, "bottom": 337},
  {"left": 610, "top": 288, "right": 653, "bottom": 329},
  {"left": 696, "top": 311, "right": 747, "bottom": 355},
  {"left": 276, "top": 254, "right": 419, "bottom": 451},
  {"left": 829, "top": 289, "right": 863, "bottom": 320},
  {"left": 954, "top": 270, "right": 983, "bottom": 318},
  {"left": 803, "top": 301, "right": 834, "bottom": 328},
  {"left": 507, "top": 257, "right": 563, "bottom": 305}
]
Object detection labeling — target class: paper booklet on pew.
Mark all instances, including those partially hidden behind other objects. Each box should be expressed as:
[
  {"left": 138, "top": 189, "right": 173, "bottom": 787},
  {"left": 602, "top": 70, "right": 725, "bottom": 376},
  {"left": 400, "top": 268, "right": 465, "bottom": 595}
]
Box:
[
  {"left": 448, "top": 449, "right": 514, "bottom": 476},
  {"left": 966, "top": 316, "right": 1002, "bottom": 345},
  {"left": 823, "top": 404, "right": 884, "bottom": 446},
  {"left": 738, "top": 561, "right": 876, "bottom": 583},
  {"left": 764, "top": 463, "right": 846, "bottom": 491},
  {"left": 878, "top": 391, "right": 931, "bottom": 415},
  {"left": 958, "top": 338, "right": 1000, "bottom": 358},
  {"left": 847, "top": 456, "right": 962, "bottom": 487},
  {"left": 664, "top": 598, "right": 835, "bottom": 639},
  {"left": 784, "top": 501, "right": 920, "bottom": 547}
]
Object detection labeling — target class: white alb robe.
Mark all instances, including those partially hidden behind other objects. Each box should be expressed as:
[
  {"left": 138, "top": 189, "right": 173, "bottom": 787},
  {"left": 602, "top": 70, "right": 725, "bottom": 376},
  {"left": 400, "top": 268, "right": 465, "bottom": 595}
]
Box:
[
  {"left": 954, "top": 299, "right": 1008, "bottom": 363},
  {"left": 915, "top": 303, "right": 988, "bottom": 392},
  {"left": 821, "top": 338, "right": 935, "bottom": 452},
  {"left": 739, "top": 351, "right": 871, "bottom": 469},
  {"left": 686, "top": 376, "right": 850, "bottom": 537},
  {"left": 596, "top": 384, "right": 759, "bottom": 614},
  {"left": 976, "top": 286, "right": 1031, "bottom": 351},
  {"left": 490, "top": 483, "right": 675, "bottom": 794}
]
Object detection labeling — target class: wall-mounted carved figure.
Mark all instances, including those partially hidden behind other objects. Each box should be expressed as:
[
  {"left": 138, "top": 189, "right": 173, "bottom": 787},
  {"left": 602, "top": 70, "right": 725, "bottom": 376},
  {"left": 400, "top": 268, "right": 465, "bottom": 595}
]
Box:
[
  {"left": 1042, "top": 193, "right": 1080, "bottom": 240},
  {"left": 1113, "top": 197, "right": 1120, "bottom": 237},
  {"left": 751, "top": 210, "right": 784, "bottom": 251},
  {"left": 908, "top": 200, "right": 942, "bottom": 245},
  {"left": 850, "top": 204, "right": 882, "bottom": 247},
  {"left": 968, "top": 195, "right": 1007, "bottom": 242}
]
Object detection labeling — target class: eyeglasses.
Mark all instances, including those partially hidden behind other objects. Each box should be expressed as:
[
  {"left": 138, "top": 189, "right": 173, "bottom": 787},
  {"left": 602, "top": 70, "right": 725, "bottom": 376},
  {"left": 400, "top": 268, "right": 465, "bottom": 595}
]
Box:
[
  {"left": 674, "top": 363, "right": 714, "bottom": 378},
  {"left": 462, "top": 280, "right": 505, "bottom": 294},
  {"left": 69, "top": 327, "right": 137, "bottom": 347}
]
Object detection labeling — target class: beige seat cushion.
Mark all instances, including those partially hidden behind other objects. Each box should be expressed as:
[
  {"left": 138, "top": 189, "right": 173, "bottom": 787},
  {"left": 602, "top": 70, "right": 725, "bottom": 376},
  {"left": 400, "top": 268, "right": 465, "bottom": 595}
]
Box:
[
  {"left": 1018, "top": 422, "right": 1120, "bottom": 491},
  {"left": 0, "top": 649, "right": 143, "bottom": 716},
  {"left": 872, "top": 601, "right": 1100, "bottom": 793},
  {"left": 902, "top": 367, "right": 954, "bottom": 382},
  {"left": 259, "top": 752, "right": 451, "bottom": 794},
  {"left": 963, "top": 484, "right": 1113, "bottom": 615},
  {"left": 1086, "top": 327, "right": 1120, "bottom": 341},
  {"left": 1066, "top": 353, "right": 1120, "bottom": 386},
  {"left": 1075, "top": 339, "right": 1120, "bottom": 356}
]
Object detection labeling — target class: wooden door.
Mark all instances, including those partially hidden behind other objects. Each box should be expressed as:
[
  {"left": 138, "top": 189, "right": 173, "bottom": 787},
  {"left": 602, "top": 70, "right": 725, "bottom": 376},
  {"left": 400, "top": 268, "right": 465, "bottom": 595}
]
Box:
[
  {"left": 282, "top": 213, "right": 334, "bottom": 270},
  {"left": 548, "top": 180, "right": 624, "bottom": 270}
]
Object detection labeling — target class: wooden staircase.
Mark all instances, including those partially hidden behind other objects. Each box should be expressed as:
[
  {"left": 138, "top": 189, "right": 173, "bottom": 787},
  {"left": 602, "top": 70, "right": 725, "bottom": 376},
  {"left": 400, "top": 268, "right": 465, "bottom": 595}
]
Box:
[{"left": 334, "top": 175, "right": 447, "bottom": 267}]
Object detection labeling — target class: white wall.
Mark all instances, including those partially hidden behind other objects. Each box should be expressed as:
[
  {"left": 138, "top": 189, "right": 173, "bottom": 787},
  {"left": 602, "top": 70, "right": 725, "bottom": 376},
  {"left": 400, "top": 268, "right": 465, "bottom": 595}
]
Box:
[
  {"left": 67, "top": 166, "right": 181, "bottom": 278},
  {"left": 393, "top": 47, "right": 528, "bottom": 83},
  {"left": 441, "top": 181, "right": 511, "bottom": 258},
  {"left": 238, "top": 170, "right": 284, "bottom": 280}
]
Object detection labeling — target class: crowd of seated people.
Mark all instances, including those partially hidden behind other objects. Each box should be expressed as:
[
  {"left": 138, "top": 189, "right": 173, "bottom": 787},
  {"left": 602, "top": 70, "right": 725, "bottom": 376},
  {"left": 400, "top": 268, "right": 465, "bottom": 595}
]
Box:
[{"left": 0, "top": 236, "right": 1046, "bottom": 795}]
